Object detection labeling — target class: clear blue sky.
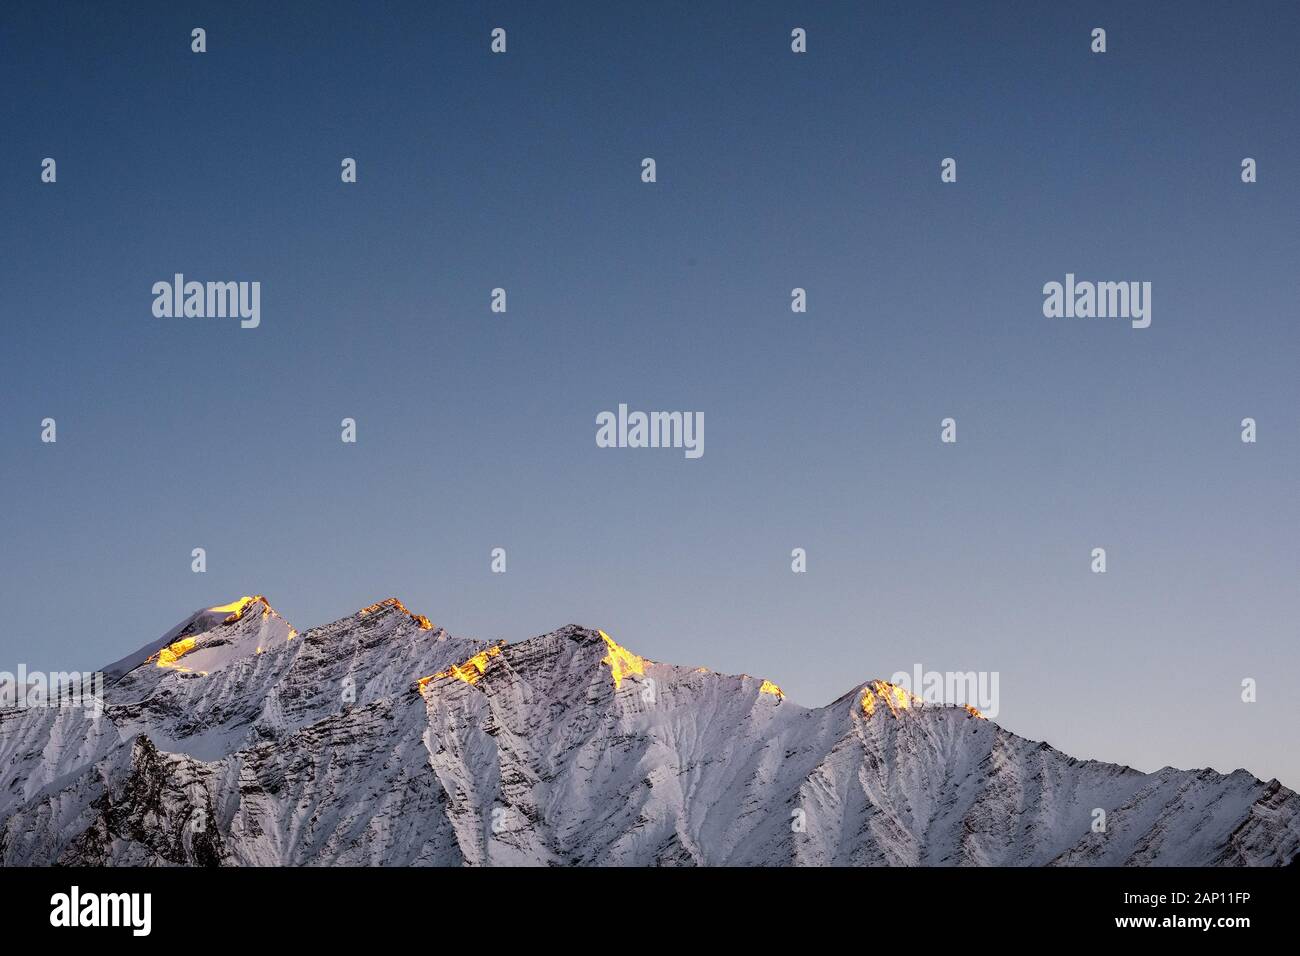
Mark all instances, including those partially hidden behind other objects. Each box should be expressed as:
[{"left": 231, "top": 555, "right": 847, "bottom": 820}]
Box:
[{"left": 2, "top": 1, "right": 1297, "bottom": 788}]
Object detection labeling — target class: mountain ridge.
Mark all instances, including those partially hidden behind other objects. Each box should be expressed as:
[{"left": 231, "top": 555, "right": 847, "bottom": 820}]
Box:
[{"left": 0, "top": 595, "right": 1295, "bottom": 866}]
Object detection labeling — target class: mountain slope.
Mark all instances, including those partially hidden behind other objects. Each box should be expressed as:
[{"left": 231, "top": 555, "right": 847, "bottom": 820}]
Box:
[{"left": 1, "top": 599, "right": 1296, "bottom": 866}]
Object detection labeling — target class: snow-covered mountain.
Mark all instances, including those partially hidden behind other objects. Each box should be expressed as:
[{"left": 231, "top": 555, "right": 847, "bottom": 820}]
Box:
[{"left": 1, "top": 596, "right": 1295, "bottom": 866}]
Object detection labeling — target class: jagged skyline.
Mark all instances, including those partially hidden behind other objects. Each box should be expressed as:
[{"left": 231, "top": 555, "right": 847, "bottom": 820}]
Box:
[{"left": 2, "top": 595, "right": 1296, "bottom": 866}]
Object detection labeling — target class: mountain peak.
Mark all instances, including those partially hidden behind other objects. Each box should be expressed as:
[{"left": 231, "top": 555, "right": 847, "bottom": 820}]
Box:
[
  {"left": 357, "top": 597, "right": 434, "bottom": 630},
  {"left": 207, "top": 594, "right": 278, "bottom": 623},
  {"left": 416, "top": 627, "right": 651, "bottom": 694},
  {"left": 854, "top": 679, "right": 986, "bottom": 720},
  {"left": 598, "top": 629, "right": 649, "bottom": 689},
  {"left": 102, "top": 595, "right": 290, "bottom": 681},
  {"left": 859, "top": 679, "right": 922, "bottom": 717},
  {"left": 152, "top": 595, "right": 296, "bottom": 674}
]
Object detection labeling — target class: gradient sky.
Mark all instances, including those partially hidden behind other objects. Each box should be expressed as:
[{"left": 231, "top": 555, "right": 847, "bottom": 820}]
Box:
[{"left": 2, "top": 1, "right": 1297, "bottom": 789}]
